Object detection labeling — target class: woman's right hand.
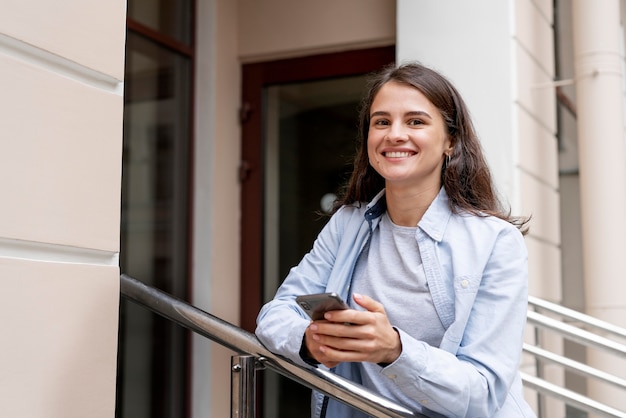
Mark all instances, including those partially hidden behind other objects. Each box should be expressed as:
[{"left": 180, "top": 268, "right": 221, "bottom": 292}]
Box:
[{"left": 303, "top": 294, "right": 402, "bottom": 368}]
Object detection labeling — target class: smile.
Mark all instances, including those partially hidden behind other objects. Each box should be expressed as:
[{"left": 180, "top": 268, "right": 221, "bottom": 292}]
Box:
[{"left": 384, "top": 151, "right": 414, "bottom": 158}]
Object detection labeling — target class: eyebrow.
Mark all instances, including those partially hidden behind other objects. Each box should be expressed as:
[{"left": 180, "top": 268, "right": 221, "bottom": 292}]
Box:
[{"left": 370, "top": 110, "right": 433, "bottom": 120}]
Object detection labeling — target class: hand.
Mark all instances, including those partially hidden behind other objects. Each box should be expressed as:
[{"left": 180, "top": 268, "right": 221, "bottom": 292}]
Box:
[{"left": 303, "top": 293, "right": 402, "bottom": 368}]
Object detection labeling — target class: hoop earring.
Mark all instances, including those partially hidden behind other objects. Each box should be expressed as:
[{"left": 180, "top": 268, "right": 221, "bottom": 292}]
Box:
[{"left": 444, "top": 154, "right": 451, "bottom": 169}]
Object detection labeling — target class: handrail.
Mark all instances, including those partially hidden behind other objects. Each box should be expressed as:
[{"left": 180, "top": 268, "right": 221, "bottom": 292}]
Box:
[
  {"left": 526, "top": 310, "right": 626, "bottom": 357},
  {"left": 523, "top": 343, "right": 626, "bottom": 390},
  {"left": 120, "top": 274, "right": 425, "bottom": 418},
  {"left": 528, "top": 296, "right": 626, "bottom": 340},
  {"left": 525, "top": 296, "right": 626, "bottom": 417},
  {"left": 521, "top": 373, "right": 626, "bottom": 418}
]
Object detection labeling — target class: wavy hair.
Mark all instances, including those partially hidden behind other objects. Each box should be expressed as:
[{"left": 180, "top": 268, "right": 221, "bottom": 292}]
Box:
[{"left": 334, "top": 62, "right": 529, "bottom": 233}]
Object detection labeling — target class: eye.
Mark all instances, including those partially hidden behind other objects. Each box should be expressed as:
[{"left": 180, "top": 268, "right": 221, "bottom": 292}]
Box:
[
  {"left": 372, "top": 118, "right": 390, "bottom": 126},
  {"left": 408, "top": 119, "right": 424, "bottom": 126}
]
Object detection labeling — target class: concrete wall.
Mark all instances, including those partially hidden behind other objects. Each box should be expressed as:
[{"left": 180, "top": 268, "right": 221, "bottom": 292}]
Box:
[{"left": 0, "top": 0, "right": 126, "bottom": 417}]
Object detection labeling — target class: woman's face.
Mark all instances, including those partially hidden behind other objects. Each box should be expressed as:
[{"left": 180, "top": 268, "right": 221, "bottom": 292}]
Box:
[{"left": 367, "top": 81, "right": 452, "bottom": 190}]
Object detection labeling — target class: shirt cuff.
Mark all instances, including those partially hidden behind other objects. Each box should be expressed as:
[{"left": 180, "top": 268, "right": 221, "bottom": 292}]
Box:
[{"left": 299, "top": 333, "right": 320, "bottom": 366}]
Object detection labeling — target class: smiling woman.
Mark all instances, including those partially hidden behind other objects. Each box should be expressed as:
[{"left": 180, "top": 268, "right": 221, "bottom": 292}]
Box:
[
  {"left": 341, "top": 63, "right": 530, "bottom": 231},
  {"left": 256, "top": 62, "right": 534, "bottom": 418},
  {"left": 366, "top": 81, "right": 452, "bottom": 226}
]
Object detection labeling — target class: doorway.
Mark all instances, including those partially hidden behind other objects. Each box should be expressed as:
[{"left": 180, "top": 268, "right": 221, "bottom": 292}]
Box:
[{"left": 240, "top": 46, "right": 395, "bottom": 417}]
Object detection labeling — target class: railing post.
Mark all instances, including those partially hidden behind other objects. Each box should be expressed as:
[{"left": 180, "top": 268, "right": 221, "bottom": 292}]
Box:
[{"left": 231, "top": 355, "right": 256, "bottom": 418}]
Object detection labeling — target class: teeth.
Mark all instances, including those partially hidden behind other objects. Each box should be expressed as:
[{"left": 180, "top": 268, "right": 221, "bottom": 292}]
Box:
[{"left": 386, "top": 151, "right": 412, "bottom": 158}]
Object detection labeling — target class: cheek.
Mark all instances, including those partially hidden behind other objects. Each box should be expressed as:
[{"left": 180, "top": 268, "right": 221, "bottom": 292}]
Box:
[{"left": 367, "top": 140, "right": 378, "bottom": 165}]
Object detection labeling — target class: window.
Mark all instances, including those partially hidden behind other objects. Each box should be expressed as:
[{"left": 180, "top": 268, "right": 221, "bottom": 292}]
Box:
[{"left": 117, "top": 1, "right": 195, "bottom": 417}]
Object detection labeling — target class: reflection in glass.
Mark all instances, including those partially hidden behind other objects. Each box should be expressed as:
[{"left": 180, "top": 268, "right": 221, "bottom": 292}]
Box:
[
  {"left": 118, "top": 31, "right": 191, "bottom": 418},
  {"left": 127, "top": 0, "right": 194, "bottom": 46}
]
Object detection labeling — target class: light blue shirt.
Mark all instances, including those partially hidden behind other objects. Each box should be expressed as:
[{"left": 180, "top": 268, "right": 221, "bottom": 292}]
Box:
[{"left": 256, "top": 188, "right": 536, "bottom": 417}]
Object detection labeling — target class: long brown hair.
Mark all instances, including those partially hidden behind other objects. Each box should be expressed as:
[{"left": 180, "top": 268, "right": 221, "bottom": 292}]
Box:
[{"left": 335, "top": 62, "right": 529, "bottom": 233}]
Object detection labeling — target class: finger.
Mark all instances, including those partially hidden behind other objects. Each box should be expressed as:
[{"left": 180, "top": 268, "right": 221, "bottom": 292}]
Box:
[
  {"left": 310, "top": 324, "right": 355, "bottom": 350},
  {"left": 319, "top": 328, "right": 401, "bottom": 365},
  {"left": 307, "top": 323, "right": 356, "bottom": 364},
  {"left": 319, "top": 344, "right": 369, "bottom": 363},
  {"left": 352, "top": 293, "right": 385, "bottom": 314},
  {"left": 305, "top": 325, "right": 331, "bottom": 361},
  {"left": 307, "top": 338, "right": 342, "bottom": 368},
  {"left": 321, "top": 309, "right": 364, "bottom": 326}
]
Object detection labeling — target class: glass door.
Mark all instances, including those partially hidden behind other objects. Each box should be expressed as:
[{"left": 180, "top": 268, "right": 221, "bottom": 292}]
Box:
[{"left": 263, "top": 75, "right": 369, "bottom": 417}]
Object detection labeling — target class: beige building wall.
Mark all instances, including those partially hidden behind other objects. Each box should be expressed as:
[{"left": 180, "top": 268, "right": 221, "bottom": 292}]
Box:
[
  {"left": 192, "top": 1, "right": 242, "bottom": 417},
  {"left": 571, "top": 0, "right": 626, "bottom": 412},
  {"left": 558, "top": 0, "right": 626, "bottom": 412},
  {"left": 0, "top": 1, "right": 126, "bottom": 417},
  {"left": 514, "top": 1, "right": 563, "bottom": 416},
  {"left": 238, "top": 0, "right": 396, "bottom": 62}
]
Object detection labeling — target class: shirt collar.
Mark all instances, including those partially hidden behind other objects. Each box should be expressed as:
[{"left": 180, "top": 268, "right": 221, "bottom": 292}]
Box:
[
  {"left": 364, "top": 189, "right": 387, "bottom": 221},
  {"left": 418, "top": 187, "right": 452, "bottom": 242},
  {"left": 364, "top": 187, "right": 452, "bottom": 242}
]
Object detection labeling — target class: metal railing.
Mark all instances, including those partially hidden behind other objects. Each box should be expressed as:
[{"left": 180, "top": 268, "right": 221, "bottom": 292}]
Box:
[
  {"left": 120, "top": 274, "right": 426, "bottom": 418},
  {"left": 524, "top": 296, "right": 626, "bottom": 417},
  {"left": 121, "top": 274, "right": 626, "bottom": 418}
]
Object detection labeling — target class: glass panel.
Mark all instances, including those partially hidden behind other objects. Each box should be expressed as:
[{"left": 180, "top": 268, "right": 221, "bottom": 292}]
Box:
[
  {"left": 127, "top": 0, "right": 193, "bottom": 46},
  {"left": 118, "top": 31, "right": 191, "bottom": 418},
  {"left": 263, "top": 75, "right": 368, "bottom": 417}
]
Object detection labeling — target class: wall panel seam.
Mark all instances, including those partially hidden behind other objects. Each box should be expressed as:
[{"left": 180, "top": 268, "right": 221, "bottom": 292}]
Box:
[
  {"left": 525, "top": 233, "right": 561, "bottom": 249},
  {"left": 516, "top": 101, "right": 557, "bottom": 134},
  {"left": 518, "top": 166, "right": 559, "bottom": 190},
  {"left": 0, "top": 32, "right": 123, "bottom": 95},
  {"left": 528, "top": 0, "right": 554, "bottom": 27},
  {"left": 514, "top": 37, "right": 555, "bottom": 79},
  {"left": 0, "top": 237, "right": 119, "bottom": 266}
]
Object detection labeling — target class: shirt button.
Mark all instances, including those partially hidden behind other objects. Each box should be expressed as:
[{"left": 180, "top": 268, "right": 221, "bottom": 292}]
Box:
[
  {"left": 421, "top": 399, "right": 429, "bottom": 405},
  {"left": 386, "top": 374, "right": 396, "bottom": 380},
  {"left": 461, "top": 279, "right": 469, "bottom": 288}
]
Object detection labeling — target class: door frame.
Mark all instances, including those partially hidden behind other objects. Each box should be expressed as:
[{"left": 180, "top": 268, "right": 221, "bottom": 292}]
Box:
[{"left": 239, "top": 46, "right": 395, "bottom": 332}]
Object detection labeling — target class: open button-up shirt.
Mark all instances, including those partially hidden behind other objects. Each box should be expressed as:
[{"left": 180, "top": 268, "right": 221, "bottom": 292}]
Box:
[{"left": 256, "top": 188, "right": 536, "bottom": 418}]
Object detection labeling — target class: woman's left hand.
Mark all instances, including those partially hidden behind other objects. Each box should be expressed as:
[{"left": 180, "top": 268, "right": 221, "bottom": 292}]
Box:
[{"left": 308, "top": 293, "right": 402, "bottom": 366}]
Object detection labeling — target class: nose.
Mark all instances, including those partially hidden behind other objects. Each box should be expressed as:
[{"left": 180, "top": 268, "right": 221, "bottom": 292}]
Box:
[{"left": 386, "top": 122, "right": 408, "bottom": 142}]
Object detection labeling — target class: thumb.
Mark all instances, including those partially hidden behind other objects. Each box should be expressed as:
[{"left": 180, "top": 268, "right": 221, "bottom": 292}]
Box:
[{"left": 352, "top": 293, "right": 385, "bottom": 313}]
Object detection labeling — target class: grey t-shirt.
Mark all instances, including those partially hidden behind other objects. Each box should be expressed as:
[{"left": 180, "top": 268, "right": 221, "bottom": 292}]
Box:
[{"left": 350, "top": 212, "right": 445, "bottom": 388}]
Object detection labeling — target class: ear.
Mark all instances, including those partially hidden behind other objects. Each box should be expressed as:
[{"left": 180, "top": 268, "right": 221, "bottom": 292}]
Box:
[{"left": 444, "top": 138, "right": 454, "bottom": 156}]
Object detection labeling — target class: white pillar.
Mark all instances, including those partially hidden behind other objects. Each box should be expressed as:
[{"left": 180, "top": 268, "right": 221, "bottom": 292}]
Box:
[{"left": 572, "top": 0, "right": 626, "bottom": 410}]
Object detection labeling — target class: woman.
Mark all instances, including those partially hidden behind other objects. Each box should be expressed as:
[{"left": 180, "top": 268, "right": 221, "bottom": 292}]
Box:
[{"left": 255, "top": 62, "right": 535, "bottom": 418}]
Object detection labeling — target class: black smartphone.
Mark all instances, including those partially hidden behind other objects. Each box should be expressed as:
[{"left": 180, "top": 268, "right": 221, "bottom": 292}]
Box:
[{"left": 296, "top": 292, "right": 349, "bottom": 320}]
